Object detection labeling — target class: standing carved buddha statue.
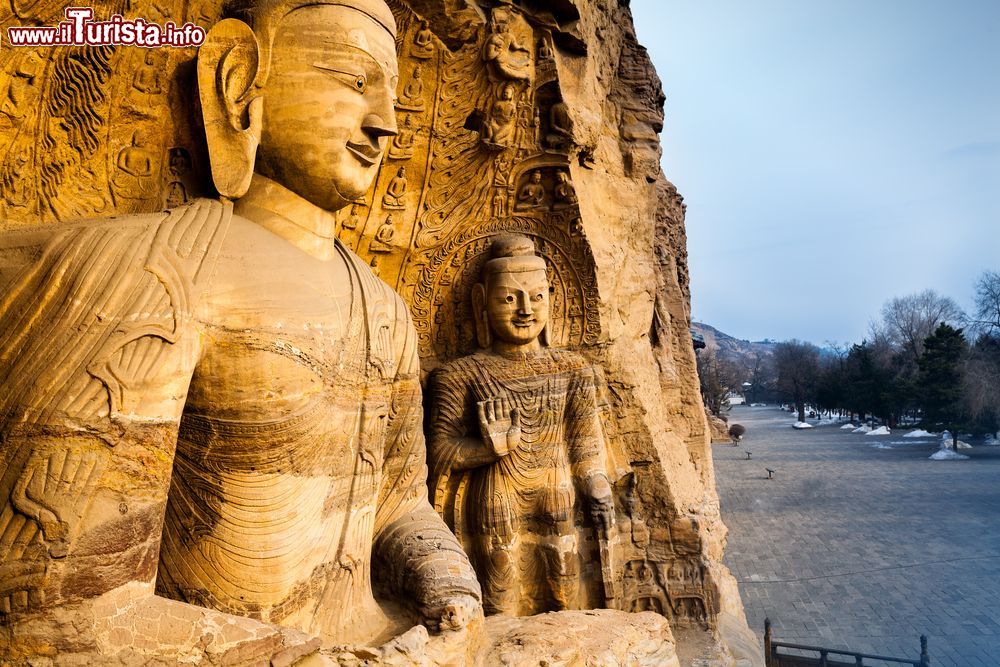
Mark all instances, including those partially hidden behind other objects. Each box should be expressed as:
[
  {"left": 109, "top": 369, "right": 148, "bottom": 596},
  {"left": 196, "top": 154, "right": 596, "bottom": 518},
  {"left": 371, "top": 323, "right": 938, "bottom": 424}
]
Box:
[{"left": 427, "top": 234, "right": 615, "bottom": 616}]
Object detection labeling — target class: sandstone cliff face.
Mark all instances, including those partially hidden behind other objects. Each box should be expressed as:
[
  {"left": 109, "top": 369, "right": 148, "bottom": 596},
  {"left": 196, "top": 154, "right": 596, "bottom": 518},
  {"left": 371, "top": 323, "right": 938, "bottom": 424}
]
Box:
[{"left": 0, "top": 0, "right": 758, "bottom": 662}]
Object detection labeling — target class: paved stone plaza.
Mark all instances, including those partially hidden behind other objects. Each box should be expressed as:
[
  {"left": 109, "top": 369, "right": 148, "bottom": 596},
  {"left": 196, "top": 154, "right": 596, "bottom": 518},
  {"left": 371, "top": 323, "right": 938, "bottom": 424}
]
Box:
[{"left": 714, "top": 405, "right": 1000, "bottom": 667}]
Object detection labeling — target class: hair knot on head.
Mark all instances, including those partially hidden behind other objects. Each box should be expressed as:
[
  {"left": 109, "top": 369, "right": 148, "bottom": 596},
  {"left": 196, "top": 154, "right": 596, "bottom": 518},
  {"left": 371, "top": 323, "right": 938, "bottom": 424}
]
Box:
[
  {"left": 482, "top": 234, "right": 547, "bottom": 278},
  {"left": 489, "top": 233, "right": 536, "bottom": 259}
]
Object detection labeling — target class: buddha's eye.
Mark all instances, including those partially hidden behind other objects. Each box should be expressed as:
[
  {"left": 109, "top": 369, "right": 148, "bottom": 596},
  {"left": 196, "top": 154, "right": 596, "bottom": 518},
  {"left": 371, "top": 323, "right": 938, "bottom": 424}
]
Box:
[
  {"left": 313, "top": 63, "right": 368, "bottom": 94},
  {"left": 505, "top": 295, "right": 515, "bottom": 304},
  {"left": 532, "top": 293, "right": 543, "bottom": 302}
]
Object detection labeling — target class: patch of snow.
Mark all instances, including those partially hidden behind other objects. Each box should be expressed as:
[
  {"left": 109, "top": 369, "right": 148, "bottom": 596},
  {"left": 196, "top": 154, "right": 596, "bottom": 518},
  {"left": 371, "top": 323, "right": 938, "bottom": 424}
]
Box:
[
  {"left": 852, "top": 426, "right": 872, "bottom": 434},
  {"left": 866, "top": 426, "right": 891, "bottom": 436},
  {"left": 939, "top": 431, "right": 972, "bottom": 449},
  {"left": 929, "top": 449, "right": 969, "bottom": 461},
  {"left": 903, "top": 429, "right": 935, "bottom": 438},
  {"left": 984, "top": 434, "right": 1000, "bottom": 446},
  {"left": 870, "top": 443, "right": 894, "bottom": 449},
  {"left": 840, "top": 423, "right": 856, "bottom": 430},
  {"left": 792, "top": 421, "right": 813, "bottom": 429}
]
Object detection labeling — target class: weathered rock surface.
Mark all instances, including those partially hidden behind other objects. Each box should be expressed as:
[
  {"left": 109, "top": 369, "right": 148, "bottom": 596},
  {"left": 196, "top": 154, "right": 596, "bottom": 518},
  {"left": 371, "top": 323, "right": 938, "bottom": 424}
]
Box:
[{"left": 0, "top": 0, "right": 760, "bottom": 663}]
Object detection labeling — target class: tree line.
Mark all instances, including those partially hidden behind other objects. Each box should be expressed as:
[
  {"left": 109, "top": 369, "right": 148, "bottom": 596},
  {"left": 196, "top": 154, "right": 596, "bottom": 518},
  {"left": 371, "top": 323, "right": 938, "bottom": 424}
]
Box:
[{"left": 698, "top": 271, "right": 1000, "bottom": 448}]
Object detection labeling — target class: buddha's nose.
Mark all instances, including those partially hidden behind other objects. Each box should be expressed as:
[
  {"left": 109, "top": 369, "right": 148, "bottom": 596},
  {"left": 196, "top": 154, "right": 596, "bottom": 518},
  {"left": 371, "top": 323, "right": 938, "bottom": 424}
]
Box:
[
  {"left": 361, "top": 110, "right": 397, "bottom": 145},
  {"left": 517, "top": 291, "right": 533, "bottom": 315}
]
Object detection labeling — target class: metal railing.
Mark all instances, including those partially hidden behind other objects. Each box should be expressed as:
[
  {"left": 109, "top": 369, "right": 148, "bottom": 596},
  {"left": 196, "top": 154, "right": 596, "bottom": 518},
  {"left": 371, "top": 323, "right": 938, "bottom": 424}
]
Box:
[{"left": 764, "top": 619, "right": 930, "bottom": 667}]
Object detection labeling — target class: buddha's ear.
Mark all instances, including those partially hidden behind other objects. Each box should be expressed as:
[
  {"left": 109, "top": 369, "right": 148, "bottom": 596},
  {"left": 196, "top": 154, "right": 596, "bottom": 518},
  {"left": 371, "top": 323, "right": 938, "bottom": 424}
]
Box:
[
  {"left": 198, "top": 18, "right": 264, "bottom": 199},
  {"left": 472, "top": 283, "right": 492, "bottom": 349}
]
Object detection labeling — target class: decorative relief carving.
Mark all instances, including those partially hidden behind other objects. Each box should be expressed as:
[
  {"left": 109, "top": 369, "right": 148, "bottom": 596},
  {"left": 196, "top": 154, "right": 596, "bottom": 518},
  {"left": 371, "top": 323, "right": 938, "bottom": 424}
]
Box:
[
  {"left": 0, "top": 1, "right": 217, "bottom": 224},
  {"left": 481, "top": 8, "right": 533, "bottom": 83},
  {"left": 111, "top": 129, "right": 159, "bottom": 204}
]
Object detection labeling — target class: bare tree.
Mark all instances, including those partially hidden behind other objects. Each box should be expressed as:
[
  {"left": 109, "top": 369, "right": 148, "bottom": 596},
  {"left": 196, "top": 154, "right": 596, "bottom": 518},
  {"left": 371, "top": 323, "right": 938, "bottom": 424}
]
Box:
[
  {"left": 969, "top": 270, "right": 1000, "bottom": 337},
  {"left": 772, "top": 340, "right": 821, "bottom": 422},
  {"left": 743, "top": 351, "right": 773, "bottom": 405},
  {"left": 963, "top": 334, "right": 1000, "bottom": 434},
  {"left": 875, "top": 290, "right": 965, "bottom": 363},
  {"left": 697, "top": 349, "right": 743, "bottom": 417}
]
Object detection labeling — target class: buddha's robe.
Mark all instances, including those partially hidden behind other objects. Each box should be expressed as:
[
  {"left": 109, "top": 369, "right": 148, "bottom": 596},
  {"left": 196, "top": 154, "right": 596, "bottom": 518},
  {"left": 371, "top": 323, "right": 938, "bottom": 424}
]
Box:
[
  {"left": 427, "top": 349, "right": 607, "bottom": 615},
  {"left": 0, "top": 199, "right": 480, "bottom": 647}
]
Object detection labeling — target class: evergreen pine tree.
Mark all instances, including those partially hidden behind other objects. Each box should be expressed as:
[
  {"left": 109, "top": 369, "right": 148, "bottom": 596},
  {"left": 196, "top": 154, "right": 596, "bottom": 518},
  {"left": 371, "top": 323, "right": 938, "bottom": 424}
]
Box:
[{"left": 917, "top": 323, "right": 968, "bottom": 449}]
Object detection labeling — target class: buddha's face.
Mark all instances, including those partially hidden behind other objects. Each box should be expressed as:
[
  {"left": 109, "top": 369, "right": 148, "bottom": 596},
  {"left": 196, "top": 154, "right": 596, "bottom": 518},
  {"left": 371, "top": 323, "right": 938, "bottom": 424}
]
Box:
[
  {"left": 255, "top": 5, "right": 399, "bottom": 212},
  {"left": 485, "top": 266, "right": 549, "bottom": 346}
]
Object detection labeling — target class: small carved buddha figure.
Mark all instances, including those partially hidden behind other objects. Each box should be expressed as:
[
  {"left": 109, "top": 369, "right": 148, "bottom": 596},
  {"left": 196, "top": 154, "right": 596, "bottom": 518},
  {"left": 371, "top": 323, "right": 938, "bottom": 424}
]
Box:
[
  {"left": 132, "top": 49, "right": 164, "bottom": 95},
  {"left": 165, "top": 180, "right": 188, "bottom": 207},
  {"left": 389, "top": 114, "right": 415, "bottom": 159},
  {"left": 537, "top": 37, "right": 553, "bottom": 61},
  {"left": 369, "top": 214, "right": 395, "bottom": 252},
  {"left": 482, "top": 83, "right": 517, "bottom": 149},
  {"left": 515, "top": 169, "right": 546, "bottom": 210},
  {"left": 1, "top": 53, "right": 42, "bottom": 121},
  {"left": 342, "top": 202, "right": 363, "bottom": 229},
  {"left": 410, "top": 19, "right": 434, "bottom": 59},
  {"left": 428, "top": 234, "right": 615, "bottom": 616},
  {"left": 545, "top": 101, "right": 573, "bottom": 149},
  {"left": 168, "top": 146, "right": 191, "bottom": 177},
  {"left": 111, "top": 128, "right": 157, "bottom": 199},
  {"left": 382, "top": 165, "right": 407, "bottom": 209},
  {"left": 397, "top": 65, "right": 425, "bottom": 111},
  {"left": 553, "top": 170, "right": 577, "bottom": 209}
]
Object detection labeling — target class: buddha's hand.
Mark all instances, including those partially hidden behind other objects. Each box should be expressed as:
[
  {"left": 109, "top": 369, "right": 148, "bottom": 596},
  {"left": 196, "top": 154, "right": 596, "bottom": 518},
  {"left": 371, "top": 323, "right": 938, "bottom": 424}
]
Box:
[
  {"left": 585, "top": 473, "right": 615, "bottom": 538},
  {"left": 477, "top": 398, "right": 521, "bottom": 457},
  {"left": 421, "top": 592, "right": 481, "bottom": 633}
]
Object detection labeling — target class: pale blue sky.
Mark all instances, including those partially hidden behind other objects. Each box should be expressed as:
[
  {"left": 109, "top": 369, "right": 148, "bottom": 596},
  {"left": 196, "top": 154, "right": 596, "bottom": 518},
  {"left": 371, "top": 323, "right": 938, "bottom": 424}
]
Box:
[{"left": 631, "top": 0, "right": 1000, "bottom": 345}]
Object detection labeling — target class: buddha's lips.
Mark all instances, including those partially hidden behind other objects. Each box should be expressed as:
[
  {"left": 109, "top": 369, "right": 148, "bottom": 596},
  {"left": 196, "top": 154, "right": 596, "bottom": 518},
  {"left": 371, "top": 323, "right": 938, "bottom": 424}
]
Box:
[
  {"left": 346, "top": 141, "right": 381, "bottom": 166},
  {"left": 512, "top": 317, "right": 536, "bottom": 327}
]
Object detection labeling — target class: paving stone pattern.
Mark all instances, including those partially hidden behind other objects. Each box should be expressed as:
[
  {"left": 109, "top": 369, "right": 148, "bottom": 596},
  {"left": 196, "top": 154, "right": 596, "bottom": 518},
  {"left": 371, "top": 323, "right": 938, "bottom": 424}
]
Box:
[{"left": 714, "top": 406, "right": 1000, "bottom": 667}]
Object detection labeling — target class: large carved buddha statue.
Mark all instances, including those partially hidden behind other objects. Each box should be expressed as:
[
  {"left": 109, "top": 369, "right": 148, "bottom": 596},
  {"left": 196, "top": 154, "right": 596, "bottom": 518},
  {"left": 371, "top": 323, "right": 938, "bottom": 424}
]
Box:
[{"left": 0, "top": 0, "right": 481, "bottom": 661}]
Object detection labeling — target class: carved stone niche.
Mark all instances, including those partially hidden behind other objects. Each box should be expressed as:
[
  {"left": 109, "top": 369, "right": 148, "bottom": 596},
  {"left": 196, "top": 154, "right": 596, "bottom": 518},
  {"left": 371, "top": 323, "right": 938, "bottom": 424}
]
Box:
[
  {"left": 535, "top": 81, "right": 573, "bottom": 152},
  {"left": 427, "top": 234, "right": 620, "bottom": 617},
  {"left": 511, "top": 165, "right": 575, "bottom": 212}
]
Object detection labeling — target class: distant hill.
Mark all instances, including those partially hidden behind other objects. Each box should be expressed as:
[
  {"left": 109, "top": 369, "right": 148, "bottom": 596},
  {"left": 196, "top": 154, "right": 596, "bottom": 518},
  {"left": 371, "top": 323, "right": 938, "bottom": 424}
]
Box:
[{"left": 691, "top": 322, "right": 777, "bottom": 367}]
